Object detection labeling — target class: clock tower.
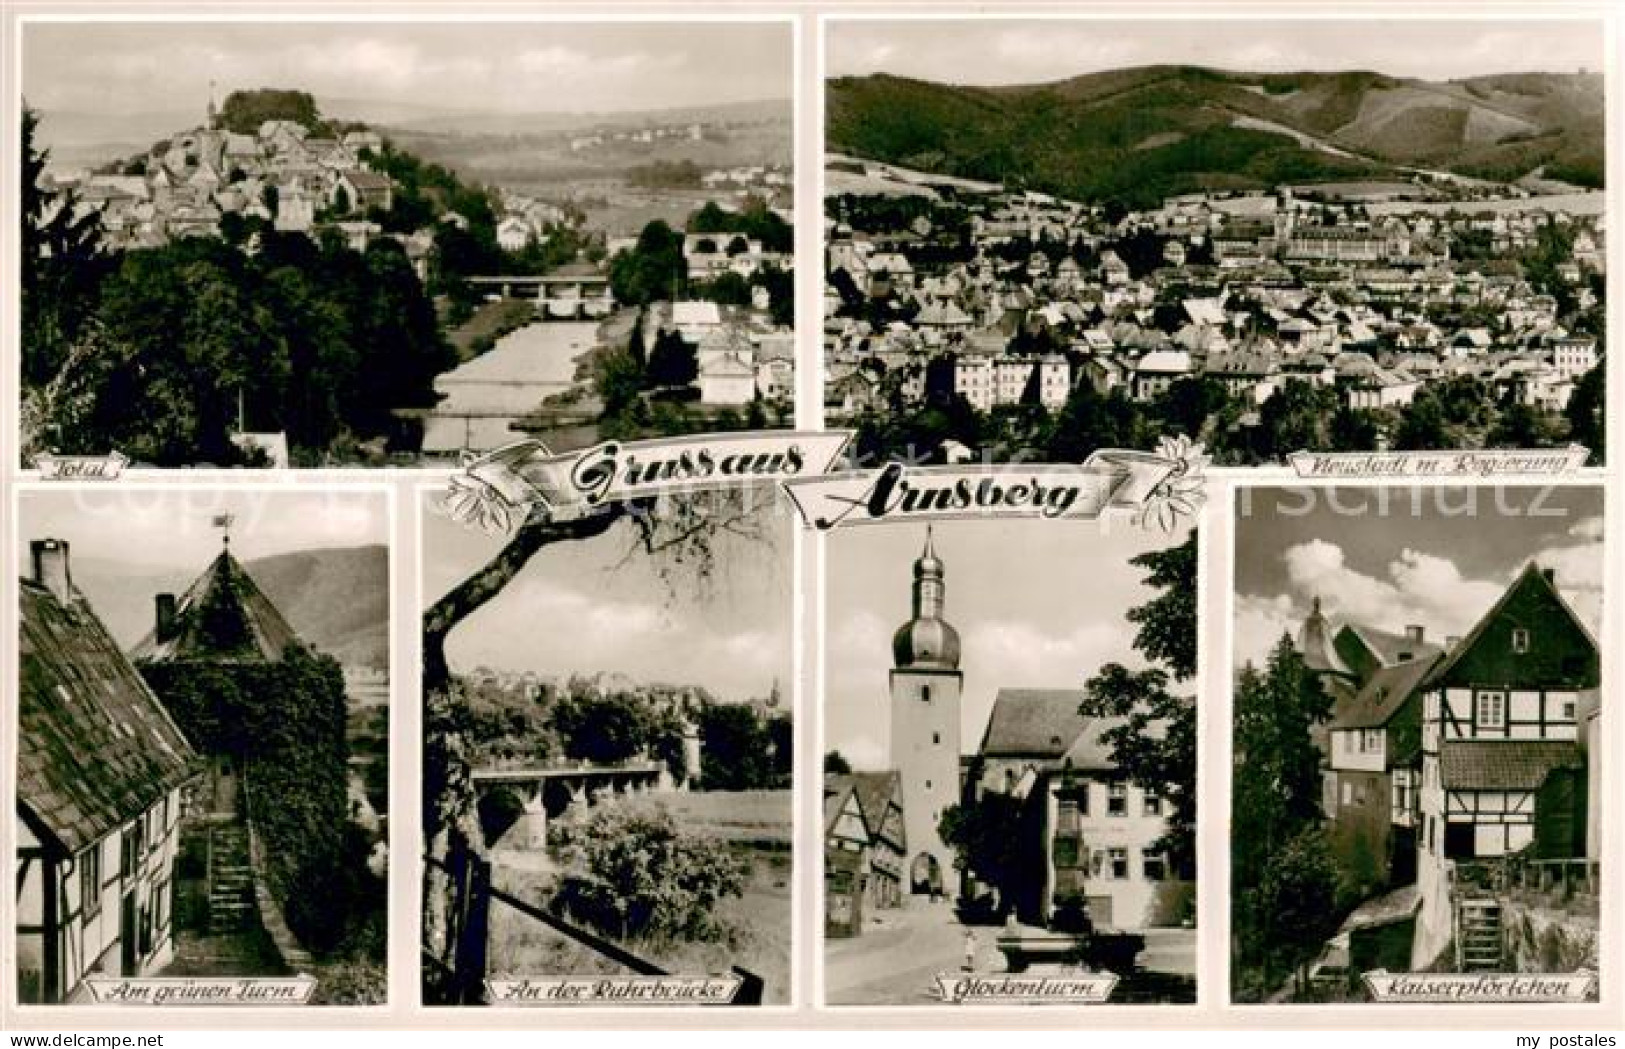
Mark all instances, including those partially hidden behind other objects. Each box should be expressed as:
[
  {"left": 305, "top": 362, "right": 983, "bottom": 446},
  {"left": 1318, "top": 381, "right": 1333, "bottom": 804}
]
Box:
[{"left": 888, "top": 528, "right": 963, "bottom": 898}]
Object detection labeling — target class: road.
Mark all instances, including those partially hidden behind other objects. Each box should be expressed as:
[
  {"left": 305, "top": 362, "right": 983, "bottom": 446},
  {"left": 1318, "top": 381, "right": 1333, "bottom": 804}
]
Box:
[{"left": 825, "top": 899, "right": 1197, "bottom": 1006}]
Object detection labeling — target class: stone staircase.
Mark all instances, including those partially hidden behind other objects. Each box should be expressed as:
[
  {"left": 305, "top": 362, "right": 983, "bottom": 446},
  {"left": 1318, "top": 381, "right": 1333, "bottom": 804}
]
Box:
[
  {"left": 1456, "top": 897, "right": 1505, "bottom": 972},
  {"left": 208, "top": 823, "right": 257, "bottom": 934}
]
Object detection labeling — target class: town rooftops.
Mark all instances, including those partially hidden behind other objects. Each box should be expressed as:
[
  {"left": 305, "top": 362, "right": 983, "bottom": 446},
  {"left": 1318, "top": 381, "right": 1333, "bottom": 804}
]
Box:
[
  {"left": 19, "top": 545, "right": 199, "bottom": 855},
  {"left": 1440, "top": 740, "right": 1583, "bottom": 792}
]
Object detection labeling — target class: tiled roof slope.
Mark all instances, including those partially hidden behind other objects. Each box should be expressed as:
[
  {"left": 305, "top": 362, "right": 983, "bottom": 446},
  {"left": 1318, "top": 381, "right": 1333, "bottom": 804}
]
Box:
[
  {"left": 1440, "top": 740, "right": 1582, "bottom": 791},
  {"left": 19, "top": 580, "right": 198, "bottom": 854}
]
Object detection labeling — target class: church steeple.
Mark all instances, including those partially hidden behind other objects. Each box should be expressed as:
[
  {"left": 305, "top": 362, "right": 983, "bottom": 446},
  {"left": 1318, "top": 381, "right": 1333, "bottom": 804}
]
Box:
[
  {"left": 913, "top": 526, "right": 945, "bottom": 619},
  {"left": 206, "top": 80, "right": 219, "bottom": 130},
  {"left": 893, "top": 528, "right": 960, "bottom": 670},
  {"left": 1297, "top": 594, "right": 1351, "bottom": 676}
]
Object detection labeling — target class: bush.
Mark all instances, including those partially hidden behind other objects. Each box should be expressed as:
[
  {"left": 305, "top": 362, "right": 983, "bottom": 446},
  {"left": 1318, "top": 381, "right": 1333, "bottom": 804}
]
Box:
[{"left": 551, "top": 805, "right": 747, "bottom": 943}]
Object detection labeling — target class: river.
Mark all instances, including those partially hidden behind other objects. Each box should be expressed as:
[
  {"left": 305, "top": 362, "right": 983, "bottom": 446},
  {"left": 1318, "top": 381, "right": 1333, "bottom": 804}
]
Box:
[{"left": 421, "top": 321, "right": 598, "bottom": 456}]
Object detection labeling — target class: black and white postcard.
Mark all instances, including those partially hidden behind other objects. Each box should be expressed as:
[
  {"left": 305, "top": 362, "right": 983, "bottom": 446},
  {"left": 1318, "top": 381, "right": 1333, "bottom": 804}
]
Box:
[
  {"left": 824, "top": 19, "right": 1604, "bottom": 469},
  {"left": 823, "top": 518, "right": 1197, "bottom": 1006},
  {"left": 1231, "top": 485, "right": 1602, "bottom": 1004},
  {"left": 20, "top": 20, "right": 794, "bottom": 468},
  {"left": 419, "top": 487, "right": 794, "bottom": 1006},
  {"left": 14, "top": 487, "right": 392, "bottom": 1005}
]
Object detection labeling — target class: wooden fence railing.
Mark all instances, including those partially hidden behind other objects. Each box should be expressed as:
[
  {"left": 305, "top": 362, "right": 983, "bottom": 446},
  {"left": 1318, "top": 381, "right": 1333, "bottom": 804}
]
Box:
[{"left": 422, "top": 850, "right": 763, "bottom": 1007}]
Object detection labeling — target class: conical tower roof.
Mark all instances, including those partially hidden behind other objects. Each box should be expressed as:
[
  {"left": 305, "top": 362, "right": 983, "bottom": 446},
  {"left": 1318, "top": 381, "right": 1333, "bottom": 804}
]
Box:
[{"left": 132, "top": 548, "right": 300, "bottom": 663}]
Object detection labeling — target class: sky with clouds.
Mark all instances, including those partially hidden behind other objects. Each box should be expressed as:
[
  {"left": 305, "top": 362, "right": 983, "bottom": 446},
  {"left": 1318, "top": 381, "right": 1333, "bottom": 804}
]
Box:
[
  {"left": 825, "top": 517, "right": 1191, "bottom": 771},
  {"left": 18, "top": 487, "right": 388, "bottom": 569},
  {"left": 1232, "top": 485, "right": 1604, "bottom": 671},
  {"left": 22, "top": 21, "right": 792, "bottom": 117},
  {"left": 828, "top": 19, "right": 1604, "bottom": 85},
  {"left": 422, "top": 495, "right": 791, "bottom": 703}
]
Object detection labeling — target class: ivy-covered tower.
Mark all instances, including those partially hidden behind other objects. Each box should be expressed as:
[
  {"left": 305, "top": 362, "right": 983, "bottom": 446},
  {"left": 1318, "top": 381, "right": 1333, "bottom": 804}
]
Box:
[{"left": 132, "top": 530, "right": 354, "bottom": 953}]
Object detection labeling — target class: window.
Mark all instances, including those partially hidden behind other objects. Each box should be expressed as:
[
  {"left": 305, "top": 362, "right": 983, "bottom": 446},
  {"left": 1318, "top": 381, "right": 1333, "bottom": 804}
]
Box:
[
  {"left": 1143, "top": 792, "right": 1162, "bottom": 817},
  {"left": 1076, "top": 784, "right": 1090, "bottom": 816},
  {"left": 1341, "top": 781, "right": 1353, "bottom": 806},
  {"left": 1511, "top": 628, "right": 1530, "bottom": 654},
  {"left": 920, "top": 686, "right": 931, "bottom": 704},
  {"left": 80, "top": 847, "right": 101, "bottom": 920},
  {"left": 1560, "top": 697, "right": 1577, "bottom": 720},
  {"left": 1142, "top": 851, "right": 1167, "bottom": 882},
  {"left": 1107, "top": 782, "right": 1127, "bottom": 816},
  {"left": 1476, "top": 691, "right": 1507, "bottom": 730},
  {"left": 932, "top": 732, "right": 940, "bottom": 746},
  {"left": 1108, "top": 848, "right": 1129, "bottom": 879},
  {"left": 120, "top": 827, "right": 139, "bottom": 879}
]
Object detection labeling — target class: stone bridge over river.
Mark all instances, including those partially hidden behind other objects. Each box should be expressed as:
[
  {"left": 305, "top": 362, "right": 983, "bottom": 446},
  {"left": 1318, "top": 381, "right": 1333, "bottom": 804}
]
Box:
[{"left": 471, "top": 760, "right": 674, "bottom": 849}]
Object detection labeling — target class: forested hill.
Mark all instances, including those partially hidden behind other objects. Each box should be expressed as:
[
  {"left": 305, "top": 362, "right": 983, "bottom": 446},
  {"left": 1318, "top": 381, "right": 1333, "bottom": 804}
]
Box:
[
  {"left": 247, "top": 545, "right": 390, "bottom": 671},
  {"left": 826, "top": 66, "right": 1604, "bottom": 206}
]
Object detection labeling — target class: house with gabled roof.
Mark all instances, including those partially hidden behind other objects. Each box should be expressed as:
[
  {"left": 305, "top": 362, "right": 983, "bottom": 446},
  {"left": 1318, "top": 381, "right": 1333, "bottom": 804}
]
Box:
[
  {"left": 969, "top": 688, "right": 1175, "bottom": 930},
  {"left": 1412, "top": 563, "right": 1600, "bottom": 968},
  {"left": 16, "top": 540, "right": 201, "bottom": 1003}
]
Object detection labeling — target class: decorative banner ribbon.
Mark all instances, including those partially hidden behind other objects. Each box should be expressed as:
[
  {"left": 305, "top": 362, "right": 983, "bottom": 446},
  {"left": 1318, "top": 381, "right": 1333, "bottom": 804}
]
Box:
[
  {"left": 781, "top": 448, "right": 1183, "bottom": 531},
  {"left": 444, "top": 431, "right": 1208, "bottom": 535},
  {"left": 1288, "top": 444, "right": 1591, "bottom": 479},
  {"left": 486, "top": 974, "right": 743, "bottom": 1006},
  {"left": 444, "top": 430, "right": 852, "bottom": 533},
  {"left": 33, "top": 451, "right": 130, "bottom": 480},
  {"left": 82, "top": 975, "right": 317, "bottom": 1005},
  {"left": 934, "top": 972, "right": 1119, "bottom": 1004},
  {"left": 1362, "top": 969, "right": 1597, "bottom": 1004}
]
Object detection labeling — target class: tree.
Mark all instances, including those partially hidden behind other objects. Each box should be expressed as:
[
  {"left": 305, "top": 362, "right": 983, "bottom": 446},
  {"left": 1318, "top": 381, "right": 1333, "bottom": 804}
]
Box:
[
  {"left": 1329, "top": 404, "right": 1379, "bottom": 452},
  {"left": 1231, "top": 635, "right": 1337, "bottom": 999},
  {"left": 1566, "top": 364, "right": 1604, "bottom": 463},
  {"left": 21, "top": 106, "right": 107, "bottom": 391},
  {"left": 1392, "top": 388, "right": 1450, "bottom": 450},
  {"left": 824, "top": 751, "right": 852, "bottom": 775},
  {"left": 1079, "top": 531, "right": 1198, "bottom": 877},
  {"left": 1238, "top": 828, "right": 1342, "bottom": 998},
  {"left": 217, "top": 88, "right": 325, "bottom": 134},
  {"left": 1255, "top": 380, "right": 1331, "bottom": 460},
  {"left": 1156, "top": 376, "right": 1230, "bottom": 441},
  {"left": 551, "top": 690, "right": 654, "bottom": 765},
  {"left": 421, "top": 495, "right": 768, "bottom": 994},
  {"left": 609, "top": 220, "right": 685, "bottom": 306},
  {"left": 938, "top": 791, "right": 1029, "bottom": 912},
  {"left": 550, "top": 806, "right": 747, "bottom": 942},
  {"left": 1486, "top": 399, "right": 1554, "bottom": 448},
  {"left": 699, "top": 702, "right": 775, "bottom": 791},
  {"left": 646, "top": 329, "right": 698, "bottom": 389}
]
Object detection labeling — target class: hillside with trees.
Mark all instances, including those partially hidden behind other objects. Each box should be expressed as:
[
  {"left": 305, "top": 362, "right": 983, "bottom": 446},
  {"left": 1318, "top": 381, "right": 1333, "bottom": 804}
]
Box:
[{"left": 827, "top": 66, "right": 1604, "bottom": 207}]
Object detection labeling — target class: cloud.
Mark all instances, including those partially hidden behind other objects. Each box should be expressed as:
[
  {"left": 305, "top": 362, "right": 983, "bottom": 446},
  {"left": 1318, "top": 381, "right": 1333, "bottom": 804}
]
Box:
[
  {"left": 448, "top": 577, "right": 788, "bottom": 701},
  {"left": 1233, "top": 592, "right": 1298, "bottom": 671},
  {"left": 1568, "top": 515, "right": 1606, "bottom": 541},
  {"left": 963, "top": 619, "right": 1127, "bottom": 684},
  {"left": 1237, "top": 539, "right": 1567, "bottom": 669}
]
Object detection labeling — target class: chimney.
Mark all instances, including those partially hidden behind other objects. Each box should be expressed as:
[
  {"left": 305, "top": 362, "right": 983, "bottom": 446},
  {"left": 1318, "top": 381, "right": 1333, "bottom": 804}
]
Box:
[
  {"left": 1405, "top": 624, "right": 1425, "bottom": 645},
  {"left": 155, "top": 594, "right": 178, "bottom": 643},
  {"left": 30, "top": 539, "right": 72, "bottom": 603}
]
